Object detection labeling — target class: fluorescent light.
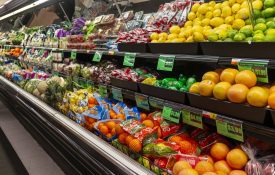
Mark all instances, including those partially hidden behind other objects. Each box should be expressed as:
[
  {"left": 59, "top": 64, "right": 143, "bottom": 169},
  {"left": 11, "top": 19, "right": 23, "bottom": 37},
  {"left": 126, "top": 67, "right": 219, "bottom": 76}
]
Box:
[{"left": 0, "top": 0, "right": 51, "bottom": 21}]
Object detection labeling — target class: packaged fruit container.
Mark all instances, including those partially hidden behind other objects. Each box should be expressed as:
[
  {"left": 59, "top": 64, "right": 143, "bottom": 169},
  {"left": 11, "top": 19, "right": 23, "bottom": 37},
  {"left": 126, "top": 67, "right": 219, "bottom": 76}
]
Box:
[
  {"left": 94, "top": 119, "right": 122, "bottom": 142},
  {"left": 148, "top": 43, "right": 201, "bottom": 55},
  {"left": 117, "top": 43, "right": 149, "bottom": 53},
  {"left": 111, "top": 139, "right": 140, "bottom": 159},
  {"left": 187, "top": 92, "right": 267, "bottom": 124}
]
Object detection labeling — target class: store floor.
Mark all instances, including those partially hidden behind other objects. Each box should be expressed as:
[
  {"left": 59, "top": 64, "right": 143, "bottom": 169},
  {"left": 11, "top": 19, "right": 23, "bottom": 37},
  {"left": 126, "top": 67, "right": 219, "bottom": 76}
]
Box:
[{"left": 0, "top": 101, "right": 64, "bottom": 175}]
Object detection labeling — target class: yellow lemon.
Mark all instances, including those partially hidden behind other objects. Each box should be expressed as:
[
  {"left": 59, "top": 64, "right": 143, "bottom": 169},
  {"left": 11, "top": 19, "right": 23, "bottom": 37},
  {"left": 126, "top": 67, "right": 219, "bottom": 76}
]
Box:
[
  {"left": 232, "top": 4, "right": 241, "bottom": 13},
  {"left": 205, "top": 11, "right": 213, "bottom": 19},
  {"left": 202, "top": 18, "right": 210, "bottom": 26},
  {"left": 184, "top": 21, "right": 193, "bottom": 27},
  {"left": 168, "top": 33, "right": 178, "bottom": 40},
  {"left": 209, "top": 1, "right": 216, "bottom": 7},
  {"left": 208, "top": 6, "right": 214, "bottom": 11},
  {"left": 222, "top": 1, "right": 230, "bottom": 7},
  {"left": 171, "top": 38, "right": 184, "bottom": 43},
  {"left": 210, "top": 17, "right": 224, "bottom": 27},
  {"left": 241, "top": 1, "right": 248, "bottom": 8},
  {"left": 214, "top": 3, "right": 222, "bottom": 9},
  {"left": 192, "top": 3, "right": 200, "bottom": 12},
  {"left": 158, "top": 32, "right": 168, "bottom": 40},
  {"left": 252, "top": 0, "right": 263, "bottom": 10},
  {"left": 229, "top": 0, "right": 236, "bottom": 6},
  {"left": 218, "top": 29, "right": 228, "bottom": 40},
  {"left": 188, "top": 12, "right": 197, "bottom": 21},
  {"left": 170, "top": 25, "right": 181, "bottom": 34},
  {"left": 178, "top": 32, "right": 185, "bottom": 38},
  {"left": 225, "top": 16, "right": 234, "bottom": 25},
  {"left": 150, "top": 32, "right": 159, "bottom": 40},
  {"left": 198, "top": 4, "right": 209, "bottom": 14},
  {"left": 236, "top": 0, "right": 245, "bottom": 4},
  {"left": 222, "top": 6, "right": 232, "bottom": 17},
  {"left": 237, "top": 8, "right": 250, "bottom": 19},
  {"left": 213, "top": 9, "right": 222, "bottom": 17},
  {"left": 232, "top": 18, "right": 245, "bottom": 30},
  {"left": 186, "top": 36, "right": 194, "bottom": 42},
  {"left": 193, "top": 32, "right": 205, "bottom": 42},
  {"left": 192, "top": 25, "right": 203, "bottom": 33},
  {"left": 151, "top": 40, "right": 159, "bottom": 43}
]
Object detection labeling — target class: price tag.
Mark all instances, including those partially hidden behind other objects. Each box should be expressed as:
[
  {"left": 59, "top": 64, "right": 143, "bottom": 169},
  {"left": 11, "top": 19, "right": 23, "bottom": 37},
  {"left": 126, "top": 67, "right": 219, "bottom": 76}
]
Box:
[
  {"left": 123, "top": 52, "right": 136, "bottom": 67},
  {"left": 157, "top": 55, "right": 175, "bottom": 71},
  {"left": 71, "top": 50, "right": 77, "bottom": 60},
  {"left": 112, "top": 87, "right": 123, "bottom": 102},
  {"left": 237, "top": 59, "right": 269, "bottom": 83},
  {"left": 149, "top": 96, "right": 164, "bottom": 109},
  {"left": 216, "top": 116, "right": 244, "bottom": 142},
  {"left": 182, "top": 109, "right": 203, "bottom": 129},
  {"left": 93, "top": 51, "right": 102, "bottom": 62},
  {"left": 202, "top": 110, "right": 217, "bottom": 120},
  {"left": 135, "top": 93, "right": 150, "bottom": 110},
  {"left": 162, "top": 102, "right": 182, "bottom": 123},
  {"left": 99, "top": 85, "right": 108, "bottom": 98}
]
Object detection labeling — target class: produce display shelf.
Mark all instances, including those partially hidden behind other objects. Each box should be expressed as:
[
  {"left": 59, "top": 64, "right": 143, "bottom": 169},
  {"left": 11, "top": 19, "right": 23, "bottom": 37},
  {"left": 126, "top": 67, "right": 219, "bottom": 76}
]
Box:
[{"left": 0, "top": 76, "right": 155, "bottom": 175}]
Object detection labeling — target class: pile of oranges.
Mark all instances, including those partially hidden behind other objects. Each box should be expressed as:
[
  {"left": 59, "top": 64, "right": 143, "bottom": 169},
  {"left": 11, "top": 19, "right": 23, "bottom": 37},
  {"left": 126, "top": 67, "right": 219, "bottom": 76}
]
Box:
[
  {"left": 172, "top": 142, "right": 248, "bottom": 175},
  {"left": 84, "top": 97, "right": 99, "bottom": 130},
  {"left": 109, "top": 109, "right": 126, "bottom": 120},
  {"left": 190, "top": 68, "right": 275, "bottom": 109},
  {"left": 98, "top": 120, "right": 118, "bottom": 139}
]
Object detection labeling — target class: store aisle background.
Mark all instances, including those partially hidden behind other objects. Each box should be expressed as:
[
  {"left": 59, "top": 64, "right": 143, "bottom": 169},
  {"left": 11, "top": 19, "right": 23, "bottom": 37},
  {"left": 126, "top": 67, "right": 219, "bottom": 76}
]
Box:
[{"left": 0, "top": 101, "right": 64, "bottom": 175}]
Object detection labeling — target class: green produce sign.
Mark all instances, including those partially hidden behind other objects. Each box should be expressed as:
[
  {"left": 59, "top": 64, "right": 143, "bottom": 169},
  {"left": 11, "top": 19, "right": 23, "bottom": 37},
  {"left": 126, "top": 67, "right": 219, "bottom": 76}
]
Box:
[
  {"left": 149, "top": 97, "right": 164, "bottom": 109},
  {"left": 71, "top": 50, "right": 77, "bottom": 60},
  {"left": 135, "top": 93, "right": 150, "bottom": 110},
  {"left": 112, "top": 87, "right": 123, "bottom": 102},
  {"left": 216, "top": 116, "right": 244, "bottom": 142},
  {"left": 93, "top": 51, "right": 102, "bottom": 62},
  {"left": 99, "top": 85, "right": 108, "bottom": 98},
  {"left": 182, "top": 109, "right": 203, "bottom": 129},
  {"left": 157, "top": 55, "right": 175, "bottom": 71},
  {"left": 123, "top": 52, "right": 136, "bottom": 67},
  {"left": 237, "top": 59, "right": 269, "bottom": 83},
  {"left": 162, "top": 103, "right": 181, "bottom": 123}
]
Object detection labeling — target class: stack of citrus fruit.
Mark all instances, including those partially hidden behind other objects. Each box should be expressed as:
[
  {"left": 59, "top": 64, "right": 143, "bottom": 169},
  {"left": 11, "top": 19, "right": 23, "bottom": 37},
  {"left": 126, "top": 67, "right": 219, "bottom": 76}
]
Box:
[
  {"left": 172, "top": 142, "right": 248, "bottom": 175},
  {"left": 97, "top": 120, "right": 119, "bottom": 139},
  {"left": 190, "top": 68, "right": 275, "bottom": 108}
]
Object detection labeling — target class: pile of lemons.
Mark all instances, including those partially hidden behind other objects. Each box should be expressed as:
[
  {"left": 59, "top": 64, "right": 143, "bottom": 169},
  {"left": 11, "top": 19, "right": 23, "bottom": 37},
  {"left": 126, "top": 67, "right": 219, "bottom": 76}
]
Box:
[{"left": 151, "top": 0, "right": 253, "bottom": 42}]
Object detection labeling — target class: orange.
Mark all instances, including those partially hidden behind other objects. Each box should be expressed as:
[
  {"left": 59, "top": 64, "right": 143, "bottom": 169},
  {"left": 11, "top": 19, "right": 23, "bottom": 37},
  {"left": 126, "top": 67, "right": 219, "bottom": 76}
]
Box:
[
  {"left": 125, "top": 135, "right": 134, "bottom": 146},
  {"left": 110, "top": 112, "right": 117, "bottom": 119},
  {"left": 229, "top": 170, "right": 247, "bottom": 175},
  {"left": 169, "top": 135, "right": 183, "bottom": 144},
  {"left": 213, "top": 82, "right": 232, "bottom": 100},
  {"left": 116, "top": 114, "right": 125, "bottom": 120},
  {"left": 199, "top": 80, "right": 216, "bottom": 96},
  {"left": 215, "top": 171, "right": 227, "bottom": 175},
  {"left": 98, "top": 123, "right": 105, "bottom": 130},
  {"left": 214, "top": 160, "right": 231, "bottom": 174},
  {"left": 202, "top": 71, "right": 220, "bottom": 84},
  {"left": 202, "top": 173, "right": 217, "bottom": 175},
  {"left": 106, "top": 133, "right": 112, "bottom": 139},
  {"left": 210, "top": 143, "right": 230, "bottom": 160},
  {"left": 195, "top": 161, "right": 215, "bottom": 175},
  {"left": 247, "top": 86, "right": 269, "bottom": 107},
  {"left": 106, "top": 121, "right": 116, "bottom": 130},
  {"left": 227, "top": 84, "right": 249, "bottom": 103},
  {"left": 268, "top": 93, "right": 275, "bottom": 109},
  {"left": 220, "top": 68, "right": 239, "bottom": 84},
  {"left": 88, "top": 103, "right": 95, "bottom": 108},
  {"left": 179, "top": 140, "right": 193, "bottom": 153},
  {"left": 115, "top": 124, "right": 124, "bottom": 135},
  {"left": 140, "top": 113, "right": 147, "bottom": 120},
  {"left": 129, "top": 139, "right": 142, "bottom": 152},
  {"left": 235, "top": 70, "right": 257, "bottom": 88},
  {"left": 189, "top": 82, "right": 200, "bottom": 94},
  {"left": 88, "top": 97, "right": 96, "bottom": 104},
  {"left": 178, "top": 169, "right": 199, "bottom": 175},
  {"left": 111, "top": 128, "right": 116, "bottom": 136},
  {"left": 173, "top": 160, "right": 192, "bottom": 175},
  {"left": 270, "top": 85, "right": 275, "bottom": 94},
  {"left": 118, "top": 133, "right": 128, "bottom": 144},
  {"left": 99, "top": 125, "right": 109, "bottom": 135},
  {"left": 142, "top": 120, "right": 154, "bottom": 128},
  {"left": 200, "top": 155, "right": 214, "bottom": 164},
  {"left": 226, "top": 148, "right": 248, "bottom": 169}
]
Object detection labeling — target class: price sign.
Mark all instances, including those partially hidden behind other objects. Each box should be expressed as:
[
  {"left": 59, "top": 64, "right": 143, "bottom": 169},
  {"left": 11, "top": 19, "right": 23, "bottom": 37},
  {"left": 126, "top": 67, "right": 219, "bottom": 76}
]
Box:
[
  {"left": 182, "top": 109, "right": 203, "bottom": 129},
  {"left": 93, "top": 51, "right": 102, "bottom": 62},
  {"left": 71, "top": 50, "right": 77, "bottom": 60},
  {"left": 149, "top": 97, "right": 164, "bottom": 109},
  {"left": 202, "top": 110, "right": 217, "bottom": 120},
  {"left": 236, "top": 59, "right": 269, "bottom": 83},
  {"left": 99, "top": 85, "right": 108, "bottom": 98},
  {"left": 135, "top": 93, "right": 150, "bottom": 110},
  {"left": 162, "top": 102, "right": 181, "bottom": 123},
  {"left": 112, "top": 87, "right": 123, "bottom": 102},
  {"left": 157, "top": 55, "right": 175, "bottom": 71},
  {"left": 123, "top": 52, "right": 136, "bottom": 67},
  {"left": 216, "top": 116, "right": 244, "bottom": 142}
]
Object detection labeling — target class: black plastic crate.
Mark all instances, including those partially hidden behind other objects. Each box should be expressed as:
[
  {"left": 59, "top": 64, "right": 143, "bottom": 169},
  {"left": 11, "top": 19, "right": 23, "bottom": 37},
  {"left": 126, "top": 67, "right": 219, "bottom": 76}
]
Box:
[
  {"left": 148, "top": 43, "right": 201, "bottom": 55},
  {"left": 110, "top": 78, "right": 139, "bottom": 92},
  {"left": 117, "top": 43, "right": 148, "bottom": 53}
]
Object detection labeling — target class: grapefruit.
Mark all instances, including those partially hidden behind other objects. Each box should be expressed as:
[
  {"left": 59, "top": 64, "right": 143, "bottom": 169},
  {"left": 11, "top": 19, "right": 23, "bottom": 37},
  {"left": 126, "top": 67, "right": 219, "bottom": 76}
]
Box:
[
  {"left": 195, "top": 161, "right": 215, "bottom": 175},
  {"left": 213, "top": 82, "right": 232, "bottom": 100},
  {"left": 129, "top": 139, "right": 142, "bottom": 152},
  {"left": 247, "top": 86, "right": 269, "bottom": 107},
  {"left": 229, "top": 170, "right": 247, "bottom": 175},
  {"left": 210, "top": 143, "right": 230, "bottom": 160},
  {"left": 227, "top": 84, "right": 249, "bottom": 103},
  {"left": 173, "top": 161, "right": 192, "bottom": 175},
  {"left": 268, "top": 93, "right": 275, "bottom": 109},
  {"left": 220, "top": 68, "right": 239, "bottom": 84},
  {"left": 214, "top": 160, "right": 231, "bottom": 174},
  {"left": 270, "top": 85, "right": 275, "bottom": 94},
  {"left": 179, "top": 169, "right": 199, "bottom": 175},
  {"left": 202, "top": 71, "right": 220, "bottom": 84},
  {"left": 199, "top": 80, "right": 216, "bottom": 97},
  {"left": 235, "top": 70, "right": 257, "bottom": 88},
  {"left": 226, "top": 148, "right": 248, "bottom": 169},
  {"left": 189, "top": 82, "right": 200, "bottom": 94}
]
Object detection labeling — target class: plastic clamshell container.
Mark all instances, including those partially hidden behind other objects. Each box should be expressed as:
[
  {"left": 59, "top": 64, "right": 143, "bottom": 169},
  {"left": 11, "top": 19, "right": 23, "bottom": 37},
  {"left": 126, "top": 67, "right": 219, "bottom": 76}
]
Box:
[
  {"left": 110, "top": 78, "right": 139, "bottom": 92},
  {"left": 187, "top": 92, "right": 267, "bottom": 124},
  {"left": 94, "top": 119, "right": 122, "bottom": 142},
  {"left": 139, "top": 83, "right": 186, "bottom": 104},
  {"left": 148, "top": 43, "right": 201, "bottom": 55}
]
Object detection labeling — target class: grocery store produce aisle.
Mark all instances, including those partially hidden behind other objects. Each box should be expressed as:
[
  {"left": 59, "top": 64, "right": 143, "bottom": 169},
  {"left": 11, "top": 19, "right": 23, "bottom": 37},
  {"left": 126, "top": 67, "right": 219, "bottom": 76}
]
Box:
[{"left": 0, "top": 101, "right": 64, "bottom": 175}]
